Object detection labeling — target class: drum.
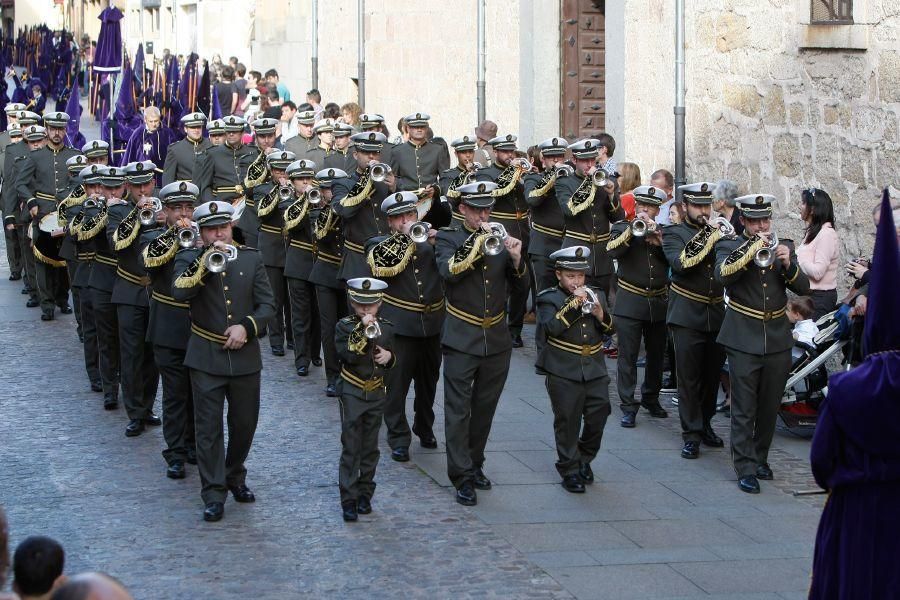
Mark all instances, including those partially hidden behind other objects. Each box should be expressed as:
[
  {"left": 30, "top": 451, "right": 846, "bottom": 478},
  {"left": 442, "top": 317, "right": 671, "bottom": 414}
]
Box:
[{"left": 32, "top": 212, "right": 66, "bottom": 267}]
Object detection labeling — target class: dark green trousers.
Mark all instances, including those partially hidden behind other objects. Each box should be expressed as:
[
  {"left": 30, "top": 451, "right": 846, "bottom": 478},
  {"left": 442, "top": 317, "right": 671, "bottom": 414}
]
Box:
[
  {"left": 286, "top": 276, "right": 322, "bottom": 369},
  {"left": 116, "top": 304, "right": 159, "bottom": 420},
  {"left": 315, "top": 285, "right": 347, "bottom": 385},
  {"left": 78, "top": 286, "right": 101, "bottom": 386},
  {"left": 155, "top": 345, "right": 195, "bottom": 466},
  {"left": 338, "top": 391, "right": 384, "bottom": 504},
  {"left": 4, "top": 223, "right": 22, "bottom": 276},
  {"left": 546, "top": 373, "right": 611, "bottom": 477},
  {"left": 91, "top": 287, "right": 120, "bottom": 398},
  {"left": 17, "top": 224, "right": 37, "bottom": 301},
  {"left": 671, "top": 325, "right": 725, "bottom": 442},
  {"left": 617, "top": 316, "right": 666, "bottom": 413},
  {"left": 34, "top": 260, "right": 68, "bottom": 314},
  {"left": 384, "top": 333, "right": 440, "bottom": 450}
]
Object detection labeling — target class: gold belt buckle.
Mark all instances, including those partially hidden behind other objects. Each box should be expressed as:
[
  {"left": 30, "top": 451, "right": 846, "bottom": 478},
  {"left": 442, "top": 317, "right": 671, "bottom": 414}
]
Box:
[
  {"left": 581, "top": 346, "right": 591, "bottom": 356},
  {"left": 235, "top": 184, "right": 244, "bottom": 195},
  {"left": 481, "top": 316, "right": 492, "bottom": 328}
]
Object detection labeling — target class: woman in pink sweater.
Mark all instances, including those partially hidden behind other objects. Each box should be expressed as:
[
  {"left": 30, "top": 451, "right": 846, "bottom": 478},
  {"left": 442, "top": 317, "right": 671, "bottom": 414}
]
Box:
[{"left": 797, "top": 188, "right": 840, "bottom": 319}]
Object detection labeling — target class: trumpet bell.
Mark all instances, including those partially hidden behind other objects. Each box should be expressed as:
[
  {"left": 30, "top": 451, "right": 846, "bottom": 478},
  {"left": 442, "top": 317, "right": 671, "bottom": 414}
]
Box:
[
  {"left": 205, "top": 244, "right": 238, "bottom": 273},
  {"left": 554, "top": 164, "right": 574, "bottom": 178},
  {"left": 631, "top": 219, "right": 649, "bottom": 237},
  {"left": 138, "top": 197, "right": 163, "bottom": 226},
  {"left": 307, "top": 188, "right": 322, "bottom": 205},
  {"left": 753, "top": 233, "right": 779, "bottom": 268},
  {"left": 364, "top": 321, "right": 381, "bottom": 339},
  {"left": 483, "top": 235, "right": 503, "bottom": 256},
  {"left": 278, "top": 184, "right": 295, "bottom": 202},
  {"left": 370, "top": 163, "right": 391, "bottom": 182},
  {"left": 592, "top": 169, "right": 609, "bottom": 187},
  {"left": 177, "top": 226, "right": 198, "bottom": 248},
  {"left": 409, "top": 221, "right": 431, "bottom": 243}
]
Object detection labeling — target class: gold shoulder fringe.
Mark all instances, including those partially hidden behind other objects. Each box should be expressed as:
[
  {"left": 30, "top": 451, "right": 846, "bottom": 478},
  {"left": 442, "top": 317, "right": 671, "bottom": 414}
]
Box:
[
  {"left": 283, "top": 196, "right": 310, "bottom": 231},
  {"left": 491, "top": 165, "right": 523, "bottom": 197},
  {"left": 528, "top": 171, "right": 557, "bottom": 198},
  {"left": 69, "top": 210, "right": 86, "bottom": 235},
  {"left": 57, "top": 185, "right": 87, "bottom": 225},
  {"left": 448, "top": 230, "right": 488, "bottom": 275},
  {"left": 142, "top": 227, "right": 179, "bottom": 268},
  {"left": 174, "top": 248, "right": 213, "bottom": 289},
  {"left": 719, "top": 236, "right": 766, "bottom": 278},
  {"left": 606, "top": 225, "right": 632, "bottom": 251},
  {"left": 679, "top": 226, "right": 723, "bottom": 269},
  {"left": 554, "top": 294, "right": 582, "bottom": 326},
  {"left": 340, "top": 173, "right": 374, "bottom": 208},
  {"left": 367, "top": 233, "right": 415, "bottom": 278},
  {"left": 33, "top": 244, "right": 66, "bottom": 268},
  {"left": 348, "top": 319, "right": 368, "bottom": 355},
  {"left": 256, "top": 186, "right": 280, "bottom": 218},
  {"left": 566, "top": 177, "right": 596, "bottom": 216},
  {"left": 314, "top": 207, "right": 338, "bottom": 239},
  {"left": 76, "top": 206, "right": 108, "bottom": 241},
  {"left": 243, "top": 151, "right": 270, "bottom": 188},
  {"left": 113, "top": 206, "right": 141, "bottom": 251}
]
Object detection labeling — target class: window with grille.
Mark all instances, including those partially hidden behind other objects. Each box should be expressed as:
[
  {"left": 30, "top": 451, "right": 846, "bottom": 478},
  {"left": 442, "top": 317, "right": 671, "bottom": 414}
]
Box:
[{"left": 811, "top": 0, "right": 853, "bottom": 25}]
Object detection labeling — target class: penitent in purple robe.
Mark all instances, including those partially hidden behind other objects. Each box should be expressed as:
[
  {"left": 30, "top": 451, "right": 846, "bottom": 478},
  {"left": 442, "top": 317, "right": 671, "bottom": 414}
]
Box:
[
  {"left": 808, "top": 192, "right": 900, "bottom": 600},
  {"left": 122, "top": 125, "right": 177, "bottom": 187}
]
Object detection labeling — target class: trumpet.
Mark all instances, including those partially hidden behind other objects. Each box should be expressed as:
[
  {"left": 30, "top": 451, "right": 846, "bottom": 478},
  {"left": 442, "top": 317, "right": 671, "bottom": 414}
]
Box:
[
  {"left": 409, "top": 221, "right": 431, "bottom": 243},
  {"left": 277, "top": 184, "right": 295, "bottom": 202},
  {"left": 631, "top": 218, "right": 658, "bottom": 237},
  {"left": 592, "top": 169, "right": 610, "bottom": 187},
  {"left": 482, "top": 222, "right": 508, "bottom": 256},
  {"left": 205, "top": 244, "right": 238, "bottom": 273},
  {"left": 369, "top": 162, "right": 392, "bottom": 182},
  {"left": 138, "top": 197, "right": 163, "bottom": 226},
  {"left": 307, "top": 187, "right": 322, "bottom": 205},
  {"left": 711, "top": 216, "right": 735, "bottom": 236},
  {"left": 82, "top": 196, "right": 106, "bottom": 209},
  {"left": 364, "top": 319, "right": 382, "bottom": 339},
  {"left": 554, "top": 164, "right": 575, "bottom": 178},
  {"left": 754, "top": 232, "right": 779, "bottom": 268},
  {"left": 512, "top": 158, "right": 532, "bottom": 171},
  {"left": 581, "top": 287, "right": 601, "bottom": 314},
  {"left": 177, "top": 222, "right": 200, "bottom": 248}
]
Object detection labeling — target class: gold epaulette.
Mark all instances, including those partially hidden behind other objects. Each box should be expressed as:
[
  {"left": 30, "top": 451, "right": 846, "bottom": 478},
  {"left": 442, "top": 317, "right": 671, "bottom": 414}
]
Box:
[
  {"left": 243, "top": 150, "right": 270, "bottom": 188},
  {"left": 491, "top": 164, "right": 524, "bottom": 197},
  {"left": 76, "top": 205, "right": 108, "bottom": 241},
  {"left": 340, "top": 172, "right": 374, "bottom": 207},
  {"left": 719, "top": 236, "right": 766, "bottom": 278},
  {"left": 256, "top": 185, "right": 280, "bottom": 218},
  {"left": 367, "top": 233, "right": 415, "bottom": 278},
  {"left": 528, "top": 170, "right": 557, "bottom": 198},
  {"left": 566, "top": 176, "right": 596, "bottom": 216},
  {"left": 347, "top": 318, "right": 368, "bottom": 355},
  {"left": 679, "top": 225, "right": 723, "bottom": 269},
  {"left": 113, "top": 206, "right": 141, "bottom": 251},
  {"left": 174, "top": 247, "right": 214, "bottom": 289},
  {"left": 283, "top": 195, "right": 310, "bottom": 232},
  {"left": 606, "top": 224, "right": 632, "bottom": 251},
  {"left": 448, "top": 230, "right": 489, "bottom": 275},
  {"left": 142, "top": 227, "right": 179, "bottom": 268},
  {"left": 314, "top": 206, "right": 339, "bottom": 239}
]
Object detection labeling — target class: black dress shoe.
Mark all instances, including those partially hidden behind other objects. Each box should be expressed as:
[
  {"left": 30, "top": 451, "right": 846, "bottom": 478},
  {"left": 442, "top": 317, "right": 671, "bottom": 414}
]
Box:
[
  {"left": 681, "top": 441, "right": 700, "bottom": 459},
  {"left": 40, "top": 312, "right": 53, "bottom": 321},
  {"left": 9, "top": 272, "right": 21, "bottom": 281},
  {"left": 90, "top": 381, "right": 103, "bottom": 392},
  {"left": 579, "top": 462, "right": 595, "bottom": 483},
  {"left": 700, "top": 425, "right": 725, "bottom": 447},
  {"left": 21, "top": 287, "right": 30, "bottom": 294},
  {"left": 203, "top": 502, "right": 225, "bottom": 522},
  {"left": 125, "top": 419, "right": 145, "bottom": 437},
  {"left": 78, "top": 334, "right": 85, "bottom": 343},
  {"left": 286, "top": 340, "right": 295, "bottom": 351},
  {"left": 473, "top": 467, "right": 492, "bottom": 490},
  {"left": 418, "top": 433, "right": 438, "bottom": 449},
  {"left": 756, "top": 463, "right": 774, "bottom": 480},
  {"left": 186, "top": 448, "right": 198, "bottom": 465},
  {"left": 167, "top": 461, "right": 186, "bottom": 479},
  {"left": 144, "top": 413, "right": 161, "bottom": 426},
  {"left": 511, "top": 334, "right": 524, "bottom": 348},
  {"left": 271, "top": 345, "right": 285, "bottom": 356},
  {"left": 296, "top": 365, "right": 309, "bottom": 377},
  {"left": 391, "top": 447, "right": 410, "bottom": 462},
  {"left": 738, "top": 475, "right": 761, "bottom": 494},
  {"left": 229, "top": 484, "right": 256, "bottom": 503},
  {"left": 562, "top": 474, "right": 586, "bottom": 493},
  {"left": 103, "top": 394, "right": 118, "bottom": 410},
  {"left": 356, "top": 495, "right": 372, "bottom": 514},
  {"left": 58, "top": 304, "right": 73, "bottom": 314},
  {"left": 325, "top": 383, "right": 338, "bottom": 397},
  {"left": 620, "top": 412, "right": 637, "bottom": 428},
  {"left": 456, "top": 481, "right": 477, "bottom": 506},
  {"left": 312, "top": 357, "right": 322, "bottom": 366},
  {"left": 642, "top": 402, "right": 669, "bottom": 418},
  {"left": 342, "top": 500, "right": 358, "bottom": 522},
  {"left": 26, "top": 298, "right": 39, "bottom": 307}
]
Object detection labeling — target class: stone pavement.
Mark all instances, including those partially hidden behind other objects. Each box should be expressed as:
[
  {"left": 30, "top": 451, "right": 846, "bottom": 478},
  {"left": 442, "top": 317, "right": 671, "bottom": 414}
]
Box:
[{"left": 0, "top": 243, "right": 824, "bottom": 597}]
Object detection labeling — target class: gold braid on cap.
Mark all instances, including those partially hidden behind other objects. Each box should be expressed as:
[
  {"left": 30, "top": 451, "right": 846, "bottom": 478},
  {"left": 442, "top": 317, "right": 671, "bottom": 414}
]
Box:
[
  {"left": 142, "top": 226, "right": 178, "bottom": 268},
  {"left": 605, "top": 223, "right": 632, "bottom": 251},
  {"left": 340, "top": 170, "right": 373, "bottom": 207},
  {"left": 57, "top": 184, "right": 87, "bottom": 225},
  {"left": 243, "top": 150, "right": 270, "bottom": 188},
  {"left": 283, "top": 193, "right": 311, "bottom": 232},
  {"left": 347, "top": 317, "right": 369, "bottom": 355},
  {"left": 174, "top": 247, "right": 215, "bottom": 289},
  {"left": 528, "top": 170, "right": 557, "bottom": 198},
  {"left": 256, "top": 185, "right": 281, "bottom": 218},
  {"left": 491, "top": 163, "right": 525, "bottom": 197},
  {"left": 314, "top": 205, "right": 340, "bottom": 239},
  {"left": 448, "top": 230, "right": 490, "bottom": 275},
  {"left": 76, "top": 204, "right": 108, "bottom": 241},
  {"left": 566, "top": 175, "right": 596, "bottom": 216},
  {"left": 719, "top": 235, "right": 767, "bottom": 278},
  {"left": 113, "top": 206, "right": 141, "bottom": 250},
  {"left": 367, "top": 232, "right": 415, "bottom": 278},
  {"left": 679, "top": 225, "right": 724, "bottom": 269}
]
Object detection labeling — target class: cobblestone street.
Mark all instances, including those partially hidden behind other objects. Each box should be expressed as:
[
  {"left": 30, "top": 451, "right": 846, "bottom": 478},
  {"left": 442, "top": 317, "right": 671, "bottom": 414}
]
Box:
[{"left": 0, "top": 234, "right": 825, "bottom": 599}]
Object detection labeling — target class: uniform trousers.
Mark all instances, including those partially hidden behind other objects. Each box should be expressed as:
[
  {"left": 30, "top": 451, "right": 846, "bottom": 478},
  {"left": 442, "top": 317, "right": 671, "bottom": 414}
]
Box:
[
  {"left": 67, "top": 261, "right": 83, "bottom": 336},
  {"left": 4, "top": 224, "right": 22, "bottom": 276},
  {"left": 116, "top": 304, "right": 159, "bottom": 420},
  {"left": 616, "top": 316, "right": 667, "bottom": 413},
  {"left": 91, "top": 287, "right": 120, "bottom": 398},
  {"left": 155, "top": 345, "right": 195, "bottom": 466},
  {"left": 726, "top": 348, "right": 792, "bottom": 477},
  {"left": 315, "top": 285, "right": 347, "bottom": 384},
  {"left": 17, "top": 224, "right": 37, "bottom": 300},
  {"left": 191, "top": 369, "right": 261, "bottom": 505},
  {"left": 530, "top": 252, "right": 557, "bottom": 359},
  {"left": 286, "top": 277, "right": 322, "bottom": 369},
  {"left": 338, "top": 390, "right": 384, "bottom": 504},
  {"left": 78, "top": 286, "right": 101, "bottom": 386},
  {"left": 670, "top": 325, "right": 725, "bottom": 442},
  {"left": 384, "top": 333, "right": 440, "bottom": 450},
  {"left": 442, "top": 347, "right": 511, "bottom": 489},
  {"left": 35, "top": 261, "right": 68, "bottom": 314},
  {"left": 545, "top": 373, "right": 611, "bottom": 477},
  {"left": 265, "top": 266, "right": 288, "bottom": 348}
]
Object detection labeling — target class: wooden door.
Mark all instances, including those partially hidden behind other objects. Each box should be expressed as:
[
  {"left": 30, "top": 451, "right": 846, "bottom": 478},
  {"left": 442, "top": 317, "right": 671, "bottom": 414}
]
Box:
[{"left": 560, "top": 0, "right": 606, "bottom": 142}]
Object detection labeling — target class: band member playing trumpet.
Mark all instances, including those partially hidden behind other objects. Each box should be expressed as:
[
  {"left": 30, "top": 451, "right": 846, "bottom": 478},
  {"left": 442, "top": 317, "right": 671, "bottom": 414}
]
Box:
[
  {"left": 365, "top": 191, "right": 445, "bottom": 462},
  {"left": 606, "top": 186, "right": 671, "bottom": 427},
  {"left": 282, "top": 158, "right": 323, "bottom": 376},
  {"left": 140, "top": 181, "right": 201, "bottom": 480},
  {"left": 439, "top": 135, "right": 480, "bottom": 224},
  {"left": 173, "top": 200, "right": 275, "bottom": 522},
  {"left": 536, "top": 246, "right": 614, "bottom": 493},
  {"left": 475, "top": 134, "right": 531, "bottom": 347},
  {"left": 715, "top": 194, "right": 810, "bottom": 494},
  {"left": 434, "top": 181, "right": 529, "bottom": 506},
  {"left": 335, "top": 277, "right": 396, "bottom": 522},
  {"left": 661, "top": 182, "right": 727, "bottom": 460}
]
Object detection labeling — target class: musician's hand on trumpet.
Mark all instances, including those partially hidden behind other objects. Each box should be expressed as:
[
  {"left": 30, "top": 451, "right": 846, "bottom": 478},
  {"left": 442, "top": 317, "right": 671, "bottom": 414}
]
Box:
[
  {"left": 503, "top": 235, "right": 523, "bottom": 268},
  {"left": 574, "top": 286, "right": 605, "bottom": 320},
  {"left": 774, "top": 242, "right": 791, "bottom": 269}
]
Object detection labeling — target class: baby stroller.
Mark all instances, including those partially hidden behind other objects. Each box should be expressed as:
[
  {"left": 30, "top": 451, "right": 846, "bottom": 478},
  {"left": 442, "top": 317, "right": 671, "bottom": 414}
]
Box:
[{"left": 779, "top": 308, "right": 852, "bottom": 437}]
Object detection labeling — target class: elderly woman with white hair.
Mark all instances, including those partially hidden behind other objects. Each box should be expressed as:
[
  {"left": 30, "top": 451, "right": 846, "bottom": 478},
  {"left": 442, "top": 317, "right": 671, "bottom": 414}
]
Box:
[
  {"left": 122, "top": 105, "right": 178, "bottom": 188},
  {"left": 712, "top": 179, "right": 743, "bottom": 236}
]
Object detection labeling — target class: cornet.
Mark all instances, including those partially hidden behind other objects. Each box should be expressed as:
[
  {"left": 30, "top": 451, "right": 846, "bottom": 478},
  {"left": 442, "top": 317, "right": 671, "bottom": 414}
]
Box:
[
  {"left": 592, "top": 169, "right": 610, "bottom": 187},
  {"left": 205, "top": 244, "right": 238, "bottom": 273},
  {"left": 554, "top": 164, "right": 575, "bottom": 178},
  {"left": 306, "top": 187, "right": 322, "bottom": 205},
  {"left": 177, "top": 222, "right": 200, "bottom": 248},
  {"left": 581, "top": 287, "right": 601, "bottom": 314},
  {"left": 369, "top": 163, "right": 392, "bottom": 182},
  {"left": 82, "top": 196, "right": 106, "bottom": 209},
  {"left": 482, "top": 222, "right": 508, "bottom": 256},
  {"left": 512, "top": 158, "right": 532, "bottom": 171},
  {"left": 364, "top": 319, "right": 382, "bottom": 339},
  {"left": 631, "top": 218, "right": 657, "bottom": 237},
  {"left": 409, "top": 221, "right": 431, "bottom": 243},
  {"left": 711, "top": 216, "right": 735, "bottom": 236},
  {"left": 138, "top": 197, "right": 163, "bottom": 226},
  {"left": 754, "top": 232, "right": 779, "bottom": 268},
  {"left": 277, "top": 184, "right": 294, "bottom": 202}
]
